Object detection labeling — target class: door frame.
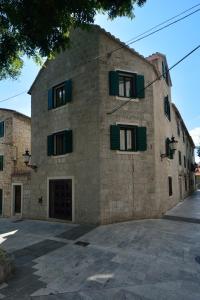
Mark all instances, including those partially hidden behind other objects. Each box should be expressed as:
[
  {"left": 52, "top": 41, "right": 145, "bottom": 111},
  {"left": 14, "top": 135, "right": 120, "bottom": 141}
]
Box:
[
  {"left": 47, "top": 176, "right": 75, "bottom": 222},
  {"left": 11, "top": 183, "right": 23, "bottom": 217}
]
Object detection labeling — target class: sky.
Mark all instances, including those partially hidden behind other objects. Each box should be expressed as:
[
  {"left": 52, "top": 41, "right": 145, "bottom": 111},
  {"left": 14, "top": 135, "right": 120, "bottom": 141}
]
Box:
[{"left": 0, "top": 0, "right": 200, "bottom": 157}]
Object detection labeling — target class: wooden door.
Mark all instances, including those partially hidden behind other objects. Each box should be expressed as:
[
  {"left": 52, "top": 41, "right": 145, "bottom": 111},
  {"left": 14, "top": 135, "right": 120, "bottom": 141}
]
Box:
[{"left": 49, "top": 179, "right": 72, "bottom": 220}]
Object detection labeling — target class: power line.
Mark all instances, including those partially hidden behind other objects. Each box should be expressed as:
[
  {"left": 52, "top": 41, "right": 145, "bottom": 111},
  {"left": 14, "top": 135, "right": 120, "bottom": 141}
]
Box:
[
  {"left": 1, "top": 4, "right": 200, "bottom": 104},
  {"left": 125, "top": 3, "right": 200, "bottom": 43},
  {"left": 107, "top": 44, "right": 200, "bottom": 115},
  {"left": 108, "top": 8, "right": 200, "bottom": 56},
  {"left": 0, "top": 91, "right": 27, "bottom": 103}
]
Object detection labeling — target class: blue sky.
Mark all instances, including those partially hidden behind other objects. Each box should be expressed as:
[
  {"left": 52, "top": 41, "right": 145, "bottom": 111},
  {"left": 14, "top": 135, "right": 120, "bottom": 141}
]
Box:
[{"left": 0, "top": 0, "right": 200, "bottom": 148}]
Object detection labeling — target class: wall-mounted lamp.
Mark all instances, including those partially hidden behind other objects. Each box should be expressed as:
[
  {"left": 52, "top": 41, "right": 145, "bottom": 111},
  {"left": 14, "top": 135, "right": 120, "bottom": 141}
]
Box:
[
  {"left": 160, "top": 136, "right": 178, "bottom": 160},
  {"left": 22, "top": 149, "right": 37, "bottom": 171}
]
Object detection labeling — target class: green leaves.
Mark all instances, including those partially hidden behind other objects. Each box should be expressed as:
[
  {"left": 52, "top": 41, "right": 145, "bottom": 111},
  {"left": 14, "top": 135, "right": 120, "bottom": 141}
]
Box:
[{"left": 0, "top": 0, "right": 146, "bottom": 80}]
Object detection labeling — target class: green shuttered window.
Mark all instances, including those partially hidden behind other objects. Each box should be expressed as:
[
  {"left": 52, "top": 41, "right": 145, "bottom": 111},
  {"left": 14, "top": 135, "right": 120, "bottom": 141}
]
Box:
[
  {"left": 0, "top": 156, "right": 3, "bottom": 171},
  {"left": 48, "top": 79, "right": 72, "bottom": 110},
  {"left": 110, "top": 125, "right": 147, "bottom": 152},
  {"left": 165, "top": 138, "right": 173, "bottom": 159},
  {"left": 164, "top": 96, "right": 171, "bottom": 121},
  {"left": 0, "top": 122, "right": 4, "bottom": 138},
  {"left": 109, "top": 71, "right": 145, "bottom": 99},
  {"left": 47, "top": 130, "right": 73, "bottom": 156}
]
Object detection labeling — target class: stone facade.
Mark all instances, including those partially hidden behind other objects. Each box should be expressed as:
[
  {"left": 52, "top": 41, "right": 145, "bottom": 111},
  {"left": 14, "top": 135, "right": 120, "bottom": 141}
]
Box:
[
  {"left": 0, "top": 109, "right": 31, "bottom": 217},
  {"left": 28, "top": 26, "right": 195, "bottom": 224}
]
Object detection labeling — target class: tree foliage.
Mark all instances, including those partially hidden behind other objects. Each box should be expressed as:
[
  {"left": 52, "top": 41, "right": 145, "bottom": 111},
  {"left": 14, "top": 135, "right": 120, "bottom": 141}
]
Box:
[{"left": 0, "top": 0, "right": 146, "bottom": 80}]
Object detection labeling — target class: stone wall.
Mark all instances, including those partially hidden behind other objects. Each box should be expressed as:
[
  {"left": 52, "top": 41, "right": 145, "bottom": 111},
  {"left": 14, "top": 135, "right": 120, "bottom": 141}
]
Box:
[{"left": 0, "top": 110, "right": 31, "bottom": 217}]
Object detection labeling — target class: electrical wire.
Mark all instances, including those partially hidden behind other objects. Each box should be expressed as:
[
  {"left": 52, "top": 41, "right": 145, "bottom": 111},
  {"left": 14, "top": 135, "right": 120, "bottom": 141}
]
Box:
[
  {"left": 107, "top": 44, "right": 200, "bottom": 115},
  {"left": 0, "top": 91, "right": 27, "bottom": 103},
  {"left": 125, "top": 3, "right": 200, "bottom": 43},
  {"left": 107, "top": 8, "right": 200, "bottom": 56}
]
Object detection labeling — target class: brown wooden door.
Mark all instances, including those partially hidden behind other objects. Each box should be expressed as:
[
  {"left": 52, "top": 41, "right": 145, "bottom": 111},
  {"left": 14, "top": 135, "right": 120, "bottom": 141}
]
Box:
[
  {"left": 14, "top": 185, "right": 21, "bottom": 214},
  {"left": 49, "top": 179, "right": 72, "bottom": 220},
  {"left": 0, "top": 189, "right": 2, "bottom": 215}
]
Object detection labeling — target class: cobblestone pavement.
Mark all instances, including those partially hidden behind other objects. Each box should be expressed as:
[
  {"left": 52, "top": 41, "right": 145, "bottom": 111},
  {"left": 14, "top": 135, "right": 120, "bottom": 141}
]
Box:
[{"left": 0, "top": 217, "right": 200, "bottom": 299}]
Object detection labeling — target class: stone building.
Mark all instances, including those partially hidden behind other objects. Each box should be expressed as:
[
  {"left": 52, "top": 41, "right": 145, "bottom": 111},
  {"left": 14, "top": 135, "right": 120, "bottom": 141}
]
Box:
[
  {"left": 0, "top": 109, "right": 31, "bottom": 217},
  {"left": 28, "top": 25, "right": 195, "bottom": 224}
]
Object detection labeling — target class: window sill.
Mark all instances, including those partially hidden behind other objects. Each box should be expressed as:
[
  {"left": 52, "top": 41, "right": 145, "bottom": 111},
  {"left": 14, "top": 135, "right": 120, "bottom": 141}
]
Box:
[
  {"left": 49, "top": 154, "right": 70, "bottom": 158},
  {"left": 116, "top": 96, "right": 139, "bottom": 102},
  {"left": 116, "top": 151, "right": 139, "bottom": 155}
]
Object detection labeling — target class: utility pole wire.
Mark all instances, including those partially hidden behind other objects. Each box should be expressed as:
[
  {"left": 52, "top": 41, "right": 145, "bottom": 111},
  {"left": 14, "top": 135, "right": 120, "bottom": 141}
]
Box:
[
  {"left": 107, "top": 44, "right": 200, "bottom": 115},
  {"left": 109, "top": 8, "right": 200, "bottom": 55}
]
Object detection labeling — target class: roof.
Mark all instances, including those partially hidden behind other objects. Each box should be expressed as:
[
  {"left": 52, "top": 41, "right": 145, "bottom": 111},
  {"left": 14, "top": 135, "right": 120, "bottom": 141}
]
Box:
[
  {"left": 172, "top": 103, "right": 195, "bottom": 148},
  {"left": 28, "top": 25, "right": 160, "bottom": 94},
  {"left": 0, "top": 108, "right": 30, "bottom": 120}
]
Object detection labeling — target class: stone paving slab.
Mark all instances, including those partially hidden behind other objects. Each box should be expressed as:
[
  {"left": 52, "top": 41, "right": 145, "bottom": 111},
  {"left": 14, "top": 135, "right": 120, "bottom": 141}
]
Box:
[
  {"left": 0, "top": 218, "right": 200, "bottom": 299},
  {"left": 56, "top": 224, "right": 97, "bottom": 240},
  {"left": 164, "top": 190, "right": 200, "bottom": 223}
]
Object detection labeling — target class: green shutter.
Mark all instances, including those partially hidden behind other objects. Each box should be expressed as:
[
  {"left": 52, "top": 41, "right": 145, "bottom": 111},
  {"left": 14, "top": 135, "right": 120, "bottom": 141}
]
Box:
[
  {"left": 169, "top": 149, "right": 173, "bottom": 159},
  {"left": 0, "top": 156, "right": 3, "bottom": 171},
  {"left": 48, "top": 88, "right": 53, "bottom": 110},
  {"left": 109, "top": 71, "right": 119, "bottom": 96},
  {"left": 165, "top": 138, "right": 173, "bottom": 158},
  {"left": 0, "top": 122, "right": 4, "bottom": 138},
  {"left": 136, "top": 75, "right": 145, "bottom": 98},
  {"left": 47, "top": 135, "right": 54, "bottom": 156},
  {"left": 136, "top": 127, "right": 147, "bottom": 151},
  {"left": 64, "top": 130, "right": 73, "bottom": 153},
  {"left": 110, "top": 125, "right": 120, "bottom": 150},
  {"left": 64, "top": 79, "right": 72, "bottom": 103}
]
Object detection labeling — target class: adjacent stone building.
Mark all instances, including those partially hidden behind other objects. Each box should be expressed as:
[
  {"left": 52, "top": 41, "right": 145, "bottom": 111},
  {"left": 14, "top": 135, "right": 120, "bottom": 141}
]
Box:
[
  {"left": 0, "top": 109, "right": 31, "bottom": 217},
  {"left": 28, "top": 25, "right": 195, "bottom": 224}
]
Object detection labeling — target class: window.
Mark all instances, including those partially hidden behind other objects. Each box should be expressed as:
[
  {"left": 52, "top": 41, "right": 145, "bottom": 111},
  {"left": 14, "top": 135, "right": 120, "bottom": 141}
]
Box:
[
  {"left": 162, "top": 61, "right": 169, "bottom": 85},
  {"left": 48, "top": 80, "right": 72, "bottom": 110},
  {"left": 110, "top": 125, "right": 147, "bottom": 152},
  {"left": 164, "top": 96, "right": 171, "bottom": 121},
  {"left": 182, "top": 129, "right": 185, "bottom": 143},
  {"left": 165, "top": 138, "right": 173, "bottom": 159},
  {"left": 54, "top": 84, "right": 66, "bottom": 108},
  {"left": 119, "top": 74, "right": 134, "bottom": 98},
  {"left": 184, "top": 156, "right": 186, "bottom": 168},
  {"left": 178, "top": 151, "right": 182, "bottom": 165},
  {"left": 0, "top": 156, "right": 3, "bottom": 171},
  {"left": 119, "top": 126, "right": 137, "bottom": 151},
  {"left": 109, "top": 71, "right": 145, "bottom": 98},
  {"left": 47, "top": 130, "right": 72, "bottom": 156},
  {"left": 168, "top": 177, "right": 173, "bottom": 196},
  {"left": 177, "top": 121, "right": 180, "bottom": 137},
  {"left": 0, "top": 122, "right": 4, "bottom": 138}
]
